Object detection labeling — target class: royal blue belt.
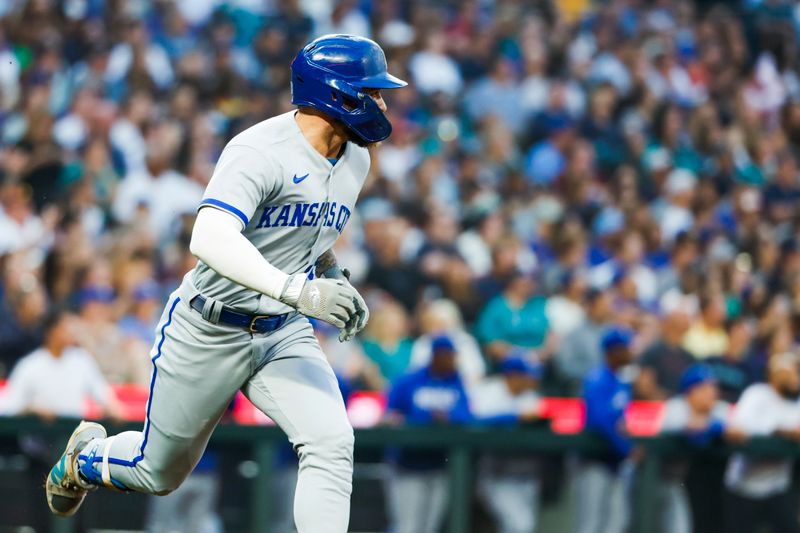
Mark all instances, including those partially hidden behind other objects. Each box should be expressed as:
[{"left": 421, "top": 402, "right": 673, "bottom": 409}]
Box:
[{"left": 189, "top": 295, "right": 289, "bottom": 334}]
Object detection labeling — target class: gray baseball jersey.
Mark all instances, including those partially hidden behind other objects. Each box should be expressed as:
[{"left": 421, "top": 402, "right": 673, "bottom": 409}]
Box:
[{"left": 193, "top": 110, "right": 370, "bottom": 314}]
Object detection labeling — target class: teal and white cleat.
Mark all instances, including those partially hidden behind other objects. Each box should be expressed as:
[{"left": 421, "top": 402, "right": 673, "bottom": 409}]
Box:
[{"left": 45, "top": 420, "right": 106, "bottom": 517}]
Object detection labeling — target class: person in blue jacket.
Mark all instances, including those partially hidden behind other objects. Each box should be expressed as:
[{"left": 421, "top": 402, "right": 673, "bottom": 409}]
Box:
[
  {"left": 576, "top": 326, "right": 638, "bottom": 533},
  {"left": 384, "top": 334, "right": 471, "bottom": 533}
]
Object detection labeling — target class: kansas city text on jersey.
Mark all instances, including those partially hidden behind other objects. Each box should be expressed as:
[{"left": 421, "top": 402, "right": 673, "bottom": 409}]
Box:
[{"left": 255, "top": 201, "right": 352, "bottom": 233}]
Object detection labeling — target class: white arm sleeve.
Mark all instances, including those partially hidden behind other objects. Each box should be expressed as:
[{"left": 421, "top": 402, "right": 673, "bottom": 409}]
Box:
[{"left": 190, "top": 206, "right": 290, "bottom": 300}]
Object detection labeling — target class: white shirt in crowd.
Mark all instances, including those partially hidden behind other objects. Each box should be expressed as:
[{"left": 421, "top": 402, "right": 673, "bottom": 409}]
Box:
[
  {"left": 0, "top": 206, "right": 46, "bottom": 255},
  {"left": 0, "top": 347, "right": 113, "bottom": 418},
  {"left": 109, "top": 118, "right": 147, "bottom": 174},
  {"left": 112, "top": 168, "right": 204, "bottom": 239},
  {"left": 724, "top": 383, "right": 800, "bottom": 498},
  {"left": 660, "top": 397, "right": 731, "bottom": 432},
  {"left": 545, "top": 296, "right": 586, "bottom": 337},
  {"left": 105, "top": 42, "right": 174, "bottom": 90},
  {"left": 409, "top": 50, "right": 463, "bottom": 96},
  {"left": 470, "top": 376, "right": 541, "bottom": 420}
]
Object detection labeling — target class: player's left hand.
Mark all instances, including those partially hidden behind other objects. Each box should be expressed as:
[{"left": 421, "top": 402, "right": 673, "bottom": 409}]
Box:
[
  {"left": 320, "top": 266, "right": 369, "bottom": 342},
  {"left": 339, "top": 286, "right": 369, "bottom": 342},
  {"left": 336, "top": 268, "right": 369, "bottom": 342}
]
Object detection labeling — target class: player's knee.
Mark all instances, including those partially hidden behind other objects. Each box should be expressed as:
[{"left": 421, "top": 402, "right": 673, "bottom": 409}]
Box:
[
  {"left": 151, "top": 480, "right": 180, "bottom": 496},
  {"left": 332, "top": 425, "right": 355, "bottom": 457},
  {"left": 297, "top": 425, "right": 354, "bottom": 470},
  {"left": 319, "top": 427, "right": 354, "bottom": 461},
  {"left": 148, "top": 472, "right": 185, "bottom": 496}
]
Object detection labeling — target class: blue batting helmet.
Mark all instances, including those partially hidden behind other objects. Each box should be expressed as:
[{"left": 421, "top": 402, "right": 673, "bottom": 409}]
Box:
[{"left": 291, "top": 34, "right": 407, "bottom": 144}]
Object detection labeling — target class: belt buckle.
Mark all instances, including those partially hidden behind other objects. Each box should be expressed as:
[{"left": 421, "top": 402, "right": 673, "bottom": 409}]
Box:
[{"left": 248, "top": 314, "right": 272, "bottom": 333}]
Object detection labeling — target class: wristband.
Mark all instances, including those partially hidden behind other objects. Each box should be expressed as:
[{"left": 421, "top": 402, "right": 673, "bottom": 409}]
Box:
[{"left": 280, "top": 273, "right": 306, "bottom": 306}]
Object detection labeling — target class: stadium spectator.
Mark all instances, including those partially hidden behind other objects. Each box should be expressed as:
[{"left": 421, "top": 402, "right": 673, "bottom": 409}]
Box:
[
  {"left": 590, "top": 230, "right": 659, "bottom": 310},
  {"left": 464, "top": 56, "right": 526, "bottom": 135},
  {"left": 655, "top": 232, "right": 699, "bottom": 297},
  {"left": 74, "top": 284, "right": 149, "bottom": 386},
  {"left": 659, "top": 364, "right": 734, "bottom": 533},
  {"left": 763, "top": 151, "right": 800, "bottom": 225},
  {"left": 635, "top": 308, "right": 695, "bottom": 400},
  {"left": 0, "top": 281, "right": 46, "bottom": 377},
  {"left": 384, "top": 334, "right": 471, "bottom": 533},
  {"left": 723, "top": 352, "right": 800, "bottom": 533},
  {"left": 474, "top": 237, "right": 527, "bottom": 303},
  {"left": 118, "top": 280, "right": 161, "bottom": 346},
  {"left": 409, "top": 299, "right": 486, "bottom": 388},
  {"left": 408, "top": 31, "right": 463, "bottom": 97},
  {"left": 524, "top": 115, "right": 574, "bottom": 187},
  {"left": 683, "top": 292, "right": 729, "bottom": 359},
  {"left": 0, "top": 309, "right": 122, "bottom": 419},
  {"left": 706, "top": 317, "right": 756, "bottom": 403},
  {"left": 475, "top": 270, "right": 550, "bottom": 364},
  {"left": 360, "top": 298, "right": 414, "bottom": 386},
  {"left": 555, "top": 288, "right": 613, "bottom": 395},
  {"left": 657, "top": 168, "right": 697, "bottom": 245},
  {"left": 455, "top": 211, "right": 505, "bottom": 279},
  {"left": 111, "top": 130, "right": 204, "bottom": 241},
  {"left": 109, "top": 91, "right": 153, "bottom": 175},
  {"left": 471, "top": 356, "right": 543, "bottom": 533},
  {"left": 544, "top": 269, "right": 588, "bottom": 337},
  {"left": 576, "top": 326, "right": 638, "bottom": 533},
  {"left": 364, "top": 215, "right": 425, "bottom": 312}
]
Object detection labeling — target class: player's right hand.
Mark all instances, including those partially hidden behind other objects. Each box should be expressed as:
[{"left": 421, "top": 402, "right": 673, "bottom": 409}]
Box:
[{"left": 279, "top": 273, "right": 358, "bottom": 328}]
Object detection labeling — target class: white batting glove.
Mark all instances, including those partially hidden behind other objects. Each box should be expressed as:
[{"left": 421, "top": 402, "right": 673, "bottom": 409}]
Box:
[{"left": 279, "top": 273, "right": 358, "bottom": 329}]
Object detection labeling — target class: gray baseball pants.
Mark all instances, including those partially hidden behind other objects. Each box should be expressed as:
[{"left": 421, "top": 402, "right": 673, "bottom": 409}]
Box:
[
  {"left": 77, "top": 283, "right": 354, "bottom": 533},
  {"left": 387, "top": 468, "right": 448, "bottom": 533},
  {"left": 574, "top": 460, "right": 631, "bottom": 533}
]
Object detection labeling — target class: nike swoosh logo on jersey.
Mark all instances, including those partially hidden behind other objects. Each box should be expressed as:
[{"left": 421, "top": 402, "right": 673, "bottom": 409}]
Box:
[{"left": 293, "top": 173, "right": 310, "bottom": 184}]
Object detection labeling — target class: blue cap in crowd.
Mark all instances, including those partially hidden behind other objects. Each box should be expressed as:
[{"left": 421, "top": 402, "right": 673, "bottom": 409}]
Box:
[
  {"left": 431, "top": 334, "right": 456, "bottom": 354},
  {"left": 132, "top": 280, "right": 160, "bottom": 302},
  {"left": 78, "top": 285, "right": 115, "bottom": 308},
  {"left": 600, "top": 326, "right": 634, "bottom": 353},
  {"left": 679, "top": 364, "right": 716, "bottom": 394},
  {"left": 499, "top": 356, "right": 543, "bottom": 379}
]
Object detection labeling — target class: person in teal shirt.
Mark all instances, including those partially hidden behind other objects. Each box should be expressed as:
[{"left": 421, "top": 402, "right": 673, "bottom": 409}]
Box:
[
  {"left": 362, "top": 338, "right": 414, "bottom": 384},
  {"left": 360, "top": 300, "right": 415, "bottom": 385},
  {"left": 475, "top": 271, "right": 550, "bottom": 363}
]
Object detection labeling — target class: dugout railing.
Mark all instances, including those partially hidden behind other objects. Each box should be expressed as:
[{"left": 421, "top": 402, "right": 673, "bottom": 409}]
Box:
[{"left": 0, "top": 417, "right": 799, "bottom": 533}]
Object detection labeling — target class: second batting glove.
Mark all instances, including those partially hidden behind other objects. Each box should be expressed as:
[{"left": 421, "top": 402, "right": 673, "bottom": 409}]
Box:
[{"left": 279, "top": 273, "right": 358, "bottom": 329}]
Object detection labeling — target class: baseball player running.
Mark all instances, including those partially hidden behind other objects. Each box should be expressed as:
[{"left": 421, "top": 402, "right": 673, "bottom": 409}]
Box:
[{"left": 45, "top": 34, "right": 406, "bottom": 532}]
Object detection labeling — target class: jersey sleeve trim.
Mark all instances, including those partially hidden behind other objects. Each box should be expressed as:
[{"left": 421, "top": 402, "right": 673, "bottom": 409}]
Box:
[{"left": 199, "top": 198, "right": 250, "bottom": 227}]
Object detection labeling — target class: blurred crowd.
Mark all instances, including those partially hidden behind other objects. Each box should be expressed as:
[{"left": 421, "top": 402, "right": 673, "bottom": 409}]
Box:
[{"left": 3, "top": 0, "right": 800, "bottom": 531}]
